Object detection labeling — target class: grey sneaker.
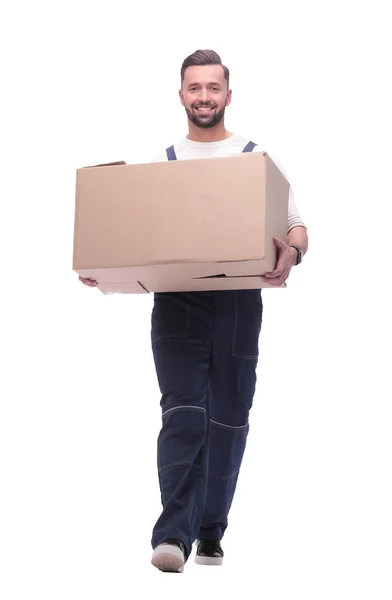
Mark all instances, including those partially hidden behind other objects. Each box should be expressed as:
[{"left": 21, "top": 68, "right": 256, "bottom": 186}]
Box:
[{"left": 151, "top": 539, "right": 187, "bottom": 573}]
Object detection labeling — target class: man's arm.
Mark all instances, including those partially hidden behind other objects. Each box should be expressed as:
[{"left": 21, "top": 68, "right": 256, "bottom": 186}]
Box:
[
  {"left": 263, "top": 226, "right": 309, "bottom": 286},
  {"left": 287, "top": 225, "right": 308, "bottom": 258}
]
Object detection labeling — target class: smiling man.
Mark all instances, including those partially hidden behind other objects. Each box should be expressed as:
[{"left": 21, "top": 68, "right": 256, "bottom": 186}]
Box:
[
  {"left": 78, "top": 49, "right": 308, "bottom": 574},
  {"left": 183, "top": 71, "right": 230, "bottom": 131},
  {"left": 148, "top": 50, "right": 309, "bottom": 573}
]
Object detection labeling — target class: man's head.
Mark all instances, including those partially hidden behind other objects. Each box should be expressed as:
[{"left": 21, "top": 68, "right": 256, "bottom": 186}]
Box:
[{"left": 180, "top": 49, "right": 232, "bottom": 130}]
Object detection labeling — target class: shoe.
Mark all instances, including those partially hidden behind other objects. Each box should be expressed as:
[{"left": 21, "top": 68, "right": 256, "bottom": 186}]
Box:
[
  {"left": 194, "top": 539, "right": 224, "bottom": 565},
  {"left": 151, "top": 539, "right": 187, "bottom": 572}
]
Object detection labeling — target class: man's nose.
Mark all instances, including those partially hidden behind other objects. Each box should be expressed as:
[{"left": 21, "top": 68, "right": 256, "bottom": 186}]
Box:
[{"left": 199, "top": 87, "right": 209, "bottom": 103}]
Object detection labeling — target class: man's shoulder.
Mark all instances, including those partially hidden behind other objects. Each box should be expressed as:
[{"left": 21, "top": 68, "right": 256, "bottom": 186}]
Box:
[
  {"left": 151, "top": 138, "right": 185, "bottom": 162},
  {"left": 229, "top": 135, "right": 266, "bottom": 154}
]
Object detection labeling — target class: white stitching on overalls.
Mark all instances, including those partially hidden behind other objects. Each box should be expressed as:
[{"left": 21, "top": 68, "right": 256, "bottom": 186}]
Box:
[
  {"left": 162, "top": 405, "right": 206, "bottom": 418},
  {"left": 209, "top": 418, "right": 249, "bottom": 430}
]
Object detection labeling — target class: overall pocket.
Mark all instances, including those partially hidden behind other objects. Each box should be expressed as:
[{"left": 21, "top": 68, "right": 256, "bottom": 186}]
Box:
[{"left": 151, "top": 292, "right": 191, "bottom": 344}]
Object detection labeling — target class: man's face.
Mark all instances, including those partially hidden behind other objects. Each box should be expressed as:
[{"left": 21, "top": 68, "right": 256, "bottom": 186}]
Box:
[{"left": 180, "top": 65, "right": 232, "bottom": 129}]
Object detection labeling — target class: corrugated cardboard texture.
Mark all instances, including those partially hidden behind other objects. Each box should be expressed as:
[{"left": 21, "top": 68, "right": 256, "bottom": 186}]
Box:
[{"left": 73, "top": 152, "right": 289, "bottom": 293}]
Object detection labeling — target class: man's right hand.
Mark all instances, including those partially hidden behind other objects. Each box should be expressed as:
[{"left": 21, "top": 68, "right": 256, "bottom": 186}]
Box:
[{"left": 79, "top": 276, "right": 98, "bottom": 287}]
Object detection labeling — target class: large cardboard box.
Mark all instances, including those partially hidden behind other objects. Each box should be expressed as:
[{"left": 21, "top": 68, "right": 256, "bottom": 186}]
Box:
[{"left": 72, "top": 152, "right": 290, "bottom": 293}]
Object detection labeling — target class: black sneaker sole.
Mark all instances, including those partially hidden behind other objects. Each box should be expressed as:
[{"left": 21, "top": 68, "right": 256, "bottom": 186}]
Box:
[{"left": 194, "top": 554, "right": 223, "bottom": 565}]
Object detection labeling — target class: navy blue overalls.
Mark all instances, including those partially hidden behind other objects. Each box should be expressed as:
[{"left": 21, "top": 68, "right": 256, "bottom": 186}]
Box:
[{"left": 151, "top": 141, "right": 263, "bottom": 558}]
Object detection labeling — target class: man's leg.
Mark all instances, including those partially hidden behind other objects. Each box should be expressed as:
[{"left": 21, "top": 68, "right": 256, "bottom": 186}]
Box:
[
  {"left": 197, "top": 290, "right": 262, "bottom": 548},
  {"left": 150, "top": 292, "right": 214, "bottom": 561}
]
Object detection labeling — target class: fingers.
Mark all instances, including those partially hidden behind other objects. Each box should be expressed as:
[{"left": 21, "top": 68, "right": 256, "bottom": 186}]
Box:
[
  {"left": 263, "top": 268, "right": 282, "bottom": 279},
  {"left": 263, "top": 243, "right": 292, "bottom": 284},
  {"left": 262, "top": 265, "right": 286, "bottom": 286},
  {"left": 261, "top": 275, "right": 285, "bottom": 286},
  {"left": 79, "top": 276, "right": 98, "bottom": 287},
  {"left": 264, "top": 257, "right": 285, "bottom": 278},
  {"left": 273, "top": 236, "right": 287, "bottom": 250}
]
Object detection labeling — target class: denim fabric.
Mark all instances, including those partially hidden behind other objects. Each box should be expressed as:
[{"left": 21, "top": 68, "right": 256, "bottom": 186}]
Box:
[{"left": 150, "top": 289, "right": 262, "bottom": 555}]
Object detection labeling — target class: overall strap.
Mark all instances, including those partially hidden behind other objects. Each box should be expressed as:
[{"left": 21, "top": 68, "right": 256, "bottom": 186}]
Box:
[
  {"left": 166, "top": 145, "right": 177, "bottom": 160},
  {"left": 242, "top": 141, "right": 257, "bottom": 153},
  {"left": 167, "top": 141, "right": 256, "bottom": 159}
]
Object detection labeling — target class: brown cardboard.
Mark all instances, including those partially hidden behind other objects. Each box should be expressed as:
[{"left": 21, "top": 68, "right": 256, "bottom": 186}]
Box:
[{"left": 72, "top": 152, "right": 290, "bottom": 293}]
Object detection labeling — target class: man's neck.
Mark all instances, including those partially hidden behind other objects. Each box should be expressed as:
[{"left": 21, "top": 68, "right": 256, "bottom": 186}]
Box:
[{"left": 186, "top": 121, "right": 233, "bottom": 142}]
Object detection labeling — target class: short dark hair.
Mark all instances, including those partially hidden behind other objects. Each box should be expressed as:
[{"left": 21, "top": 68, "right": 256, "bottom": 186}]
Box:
[{"left": 181, "top": 49, "right": 230, "bottom": 88}]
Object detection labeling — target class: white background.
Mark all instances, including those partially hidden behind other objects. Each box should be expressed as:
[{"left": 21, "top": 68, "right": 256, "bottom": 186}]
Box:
[{"left": 1, "top": 0, "right": 391, "bottom": 598}]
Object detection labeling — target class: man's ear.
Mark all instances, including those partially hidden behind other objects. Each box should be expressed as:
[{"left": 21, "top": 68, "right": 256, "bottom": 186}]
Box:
[
  {"left": 179, "top": 89, "right": 185, "bottom": 106},
  {"left": 226, "top": 89, "right": 232, "bottom": 106}
]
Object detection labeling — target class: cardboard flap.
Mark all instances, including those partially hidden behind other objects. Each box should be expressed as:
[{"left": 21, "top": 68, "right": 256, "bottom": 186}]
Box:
[
  {"left": 83, "top": 161, "right": 127, "bottom": 169},
  {"left": 193, "top": 259, "right": 268, "bottom": 279},
  {"left": 97, "top": 281, "right": 148, "bottom": 294},
  {"left": 218, "top": 259, "right": 268, "bottom": 277},
  {"left": 188, "top": 276, "right": 286, "bottom": 290},
  {"left": 196, "top": 274, "right": 227, "bottom": 279}
]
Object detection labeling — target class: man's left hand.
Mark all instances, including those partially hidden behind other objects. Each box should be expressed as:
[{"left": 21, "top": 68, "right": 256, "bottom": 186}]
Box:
[{"left": 261, "top": 237, "right": 297, "bottom": 286}]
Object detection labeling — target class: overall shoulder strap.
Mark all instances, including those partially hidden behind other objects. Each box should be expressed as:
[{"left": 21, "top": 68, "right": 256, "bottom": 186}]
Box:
[
  {"left": 242, "top": 141, "right": 257, "bottom": 153},
  {"left": 166, "top": 145, "right": 177, "bottom": 160}
]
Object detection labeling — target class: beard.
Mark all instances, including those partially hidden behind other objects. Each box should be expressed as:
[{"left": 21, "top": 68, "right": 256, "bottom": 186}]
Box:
[{"left": 185, "top": 103, "right": 226, "bottom": 129}]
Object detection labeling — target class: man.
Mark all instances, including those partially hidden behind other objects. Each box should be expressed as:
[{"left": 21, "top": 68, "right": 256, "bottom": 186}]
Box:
[{"left": 79, "top": 49, "right": 308, "bottom": 573}]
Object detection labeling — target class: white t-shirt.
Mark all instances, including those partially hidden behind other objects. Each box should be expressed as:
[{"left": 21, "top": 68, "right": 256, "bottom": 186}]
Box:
[{"left": 153, "top": 133, "right": 305, "bottom": 233}]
